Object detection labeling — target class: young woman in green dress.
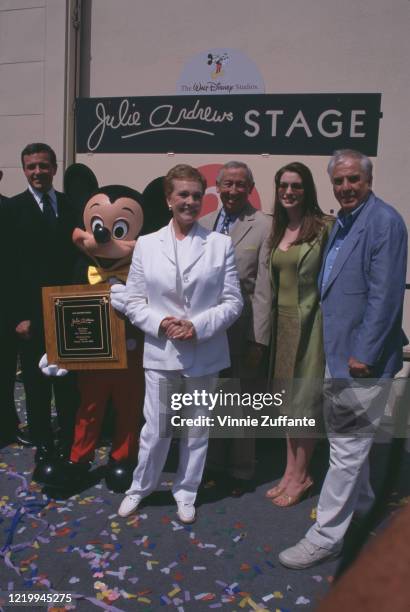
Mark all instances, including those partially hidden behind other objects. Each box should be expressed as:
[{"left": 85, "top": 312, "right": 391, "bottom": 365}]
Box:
[{"left": 265, "top": 162, "right": 333, "bottom": 507}]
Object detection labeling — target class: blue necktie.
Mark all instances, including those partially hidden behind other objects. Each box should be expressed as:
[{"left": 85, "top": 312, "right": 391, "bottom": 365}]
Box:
[{"left": 220, "top": 213, "right": 232, "bottom": 235}]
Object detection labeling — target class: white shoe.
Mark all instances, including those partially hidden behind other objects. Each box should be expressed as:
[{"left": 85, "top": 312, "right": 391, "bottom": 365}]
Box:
[
  {"left": 118, "top": 494, "right": 142, "bottom": 518},
  {"left": 279, "top": 537, "right": 341, "bottom": 569},
  {"left": 176, "top": 500, "right": 196, "bottom": 524}
]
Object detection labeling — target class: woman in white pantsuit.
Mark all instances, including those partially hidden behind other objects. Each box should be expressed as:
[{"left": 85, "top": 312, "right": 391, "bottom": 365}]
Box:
[{"left": 118, "top": 164, "right": 243, "bottom": 522}]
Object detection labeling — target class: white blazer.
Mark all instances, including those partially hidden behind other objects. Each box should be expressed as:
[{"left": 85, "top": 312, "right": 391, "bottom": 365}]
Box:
[{"left": 125, "top": 221, "right": 243, "bottom": 376}]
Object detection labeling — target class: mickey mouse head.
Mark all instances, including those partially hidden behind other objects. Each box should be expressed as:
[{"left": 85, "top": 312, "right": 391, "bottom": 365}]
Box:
[{"left": 75, "top": 185, "right": 144, "bottom": 270}]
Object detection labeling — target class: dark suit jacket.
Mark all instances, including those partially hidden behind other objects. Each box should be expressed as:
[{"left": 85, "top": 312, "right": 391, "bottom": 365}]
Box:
[
  {"left": 0, "top": 194, "right": 20, "bottom": 432},
  {"left": 0, "top": 195, "right": 14, "bottom": 332},
  {"left": 7, "top": 189, "right": 77, "bottom": 331}
]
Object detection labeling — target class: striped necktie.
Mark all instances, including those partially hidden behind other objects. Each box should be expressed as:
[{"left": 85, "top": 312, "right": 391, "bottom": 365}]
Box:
[{"left": 220, "top": 213, "right": 232, "bottom": 235}]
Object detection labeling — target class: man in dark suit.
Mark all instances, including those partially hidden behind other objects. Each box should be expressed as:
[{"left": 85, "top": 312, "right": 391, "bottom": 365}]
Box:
[
  {"left": 0, "top": 170, "right": 24, "bottom": 448},
  {"left": 7, "top": 143, "right": 79, "bottom": 477}
]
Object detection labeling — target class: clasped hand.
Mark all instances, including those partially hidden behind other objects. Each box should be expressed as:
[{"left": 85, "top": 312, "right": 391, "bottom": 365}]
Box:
[{"left": 160, "top": 316, "right": 196, "bottom": 341}]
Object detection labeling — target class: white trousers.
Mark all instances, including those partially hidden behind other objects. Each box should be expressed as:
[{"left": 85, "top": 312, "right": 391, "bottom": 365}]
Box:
[
  {"left": 306, "top": 369, "right": 390, "bottom": 550},
  {"left": 127, "top": 369, "right": 217, "bottom": 504}
]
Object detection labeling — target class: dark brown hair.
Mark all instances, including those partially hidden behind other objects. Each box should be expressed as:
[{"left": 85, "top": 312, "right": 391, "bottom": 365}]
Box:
[
  {"left": 163, "top": 164, "right": 207, "bottom": 198},
  {"left": 268, "top": 161, "right": 327, "bottom": 251},
  {"left": 21, "top": 142, "right": 57, "bottom": 168}
]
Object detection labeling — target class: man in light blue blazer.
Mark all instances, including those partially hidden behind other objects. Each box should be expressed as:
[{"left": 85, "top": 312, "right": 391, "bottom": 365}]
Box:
[{"left": 280, "top": 149, "right": 408, "bottom": 568}]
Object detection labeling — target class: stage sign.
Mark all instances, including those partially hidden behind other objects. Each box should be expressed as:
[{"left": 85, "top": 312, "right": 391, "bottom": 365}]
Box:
[{"left": 76, "top": 93, "right": 381, "bottom": 156}]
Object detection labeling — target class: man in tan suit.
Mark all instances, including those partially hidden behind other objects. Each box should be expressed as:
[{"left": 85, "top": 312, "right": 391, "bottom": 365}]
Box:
[{"left": 200, "top": 161, "right": 272, "bottom": 493}]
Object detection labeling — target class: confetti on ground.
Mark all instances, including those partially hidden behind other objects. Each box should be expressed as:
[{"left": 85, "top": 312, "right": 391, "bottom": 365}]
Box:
[
  {"left": 1, "top": 392, "right": 373, "bottom": 611},
  {"left": 296, "top": 595, "right": 311, "bottom": 605},
  {"left": 262, "top": 592, "right": 274, "bottom": 602}
]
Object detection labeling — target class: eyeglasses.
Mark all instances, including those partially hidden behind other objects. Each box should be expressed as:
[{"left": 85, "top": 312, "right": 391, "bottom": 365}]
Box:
[{"left": 278, "top": 182, "right": 304, "bottom": 191}]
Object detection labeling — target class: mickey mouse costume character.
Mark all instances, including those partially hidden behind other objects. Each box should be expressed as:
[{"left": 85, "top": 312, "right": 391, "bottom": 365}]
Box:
[{"left": 41, "top": 164, "right": 170, "bottom": 491}]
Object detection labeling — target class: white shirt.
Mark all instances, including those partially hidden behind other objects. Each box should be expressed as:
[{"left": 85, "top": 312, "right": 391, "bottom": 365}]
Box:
[{"left": 28, "top": 184, "right": 58, "bottom": 217}]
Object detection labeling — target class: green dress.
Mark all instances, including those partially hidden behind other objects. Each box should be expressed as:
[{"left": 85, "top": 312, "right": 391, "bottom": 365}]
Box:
[
  {"left": 269, "top": 222, "right": 333, "bottom": 428},
  {"left": 271, "top": 246, "right": 301, "bottom": 382}
]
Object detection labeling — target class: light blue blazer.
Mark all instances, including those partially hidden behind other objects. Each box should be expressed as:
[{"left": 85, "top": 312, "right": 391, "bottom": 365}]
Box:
[{"left": 318, "top": 193, "right": 408, "bottom": 378}]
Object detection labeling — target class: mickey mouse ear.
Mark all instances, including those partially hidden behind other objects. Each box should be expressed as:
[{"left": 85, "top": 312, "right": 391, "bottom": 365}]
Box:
[
  {"left": 142, "top": 176, "right": 172, "bottom": 235},
  {"left": 64, "top": 163, "right": 99, "bottom": 221}
]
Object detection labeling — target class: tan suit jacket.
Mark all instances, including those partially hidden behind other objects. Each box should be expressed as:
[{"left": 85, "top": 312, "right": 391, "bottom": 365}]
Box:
[{"left": 200, "top": 203, "right": 271, "bottom": 357}]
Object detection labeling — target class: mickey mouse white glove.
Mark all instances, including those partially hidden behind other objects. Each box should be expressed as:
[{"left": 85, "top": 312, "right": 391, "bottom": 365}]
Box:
[
  {"left": 39, "top": 354, "right": 68, "bottom": 377},
  {"left": 110, "top": 283, "right": 127, "bottom": 315}
]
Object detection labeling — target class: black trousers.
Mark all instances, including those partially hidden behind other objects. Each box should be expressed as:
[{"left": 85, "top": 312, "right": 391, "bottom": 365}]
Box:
[
  {"left": 18, "top": 329, "right": 79, "bottom": 449},
  {"left": 0, "top": 327, "right": 20, "bottom": 438}
]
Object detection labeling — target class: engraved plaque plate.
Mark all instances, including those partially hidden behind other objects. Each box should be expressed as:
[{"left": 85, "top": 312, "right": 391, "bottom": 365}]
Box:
[{"left": 42, "top": 284, "right": 127, "bottom": 370}]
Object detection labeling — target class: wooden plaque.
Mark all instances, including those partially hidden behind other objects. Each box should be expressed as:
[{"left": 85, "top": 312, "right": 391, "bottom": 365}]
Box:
[{"left": 42, "top": 284, "right": 127, "bottom": 370}]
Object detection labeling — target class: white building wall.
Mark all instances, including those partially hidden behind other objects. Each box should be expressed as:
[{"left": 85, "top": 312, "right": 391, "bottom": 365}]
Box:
[
  {"left": 0, "top": 0, "right": 67, "bottom": 193},
  {"left": 1, "top": 0, "right": 409, "bottom": 328}
]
